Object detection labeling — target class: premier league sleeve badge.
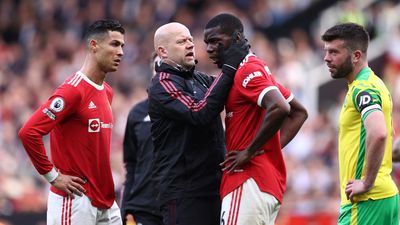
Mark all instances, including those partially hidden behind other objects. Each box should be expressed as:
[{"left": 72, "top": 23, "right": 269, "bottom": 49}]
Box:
[{"left": 49, "top": 97, "right": 65, "bottom": 113}]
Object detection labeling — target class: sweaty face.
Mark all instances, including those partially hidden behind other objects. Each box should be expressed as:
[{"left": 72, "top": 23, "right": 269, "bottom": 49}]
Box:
[
  {"left": 204, "top": 26, "right": 232, "bottom": 67},
  {"left": 95, "top": 31, "right": 125, "bottom": 73},
  {"left": 323, "top": 39, "right": 354, "bottom": 79},
  {"left": 164, "top": 28, "right": 196, "bottom": 70}
]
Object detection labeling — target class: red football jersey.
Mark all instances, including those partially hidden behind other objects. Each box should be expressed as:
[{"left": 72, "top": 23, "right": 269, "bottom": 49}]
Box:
[
  {"left": 220, "top": 54, "right": 293, "bottom": 203},
  {"left": 19, "top": 71, "right": 115, "bottom": 208}
]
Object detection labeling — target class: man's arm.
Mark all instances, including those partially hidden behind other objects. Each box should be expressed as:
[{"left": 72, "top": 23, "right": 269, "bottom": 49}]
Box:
[
  {"left": 18, "top": 88, "right": 86, "bottom": 197},
  {"left": 18, "top": 106, "right": 87, "bottom": 197},
  {"left": 280, "top": 97, "right": 308, "bottom": 148},
  {"left": 345, "top": 110, "right": 387, "bottom": 202},
  {"left": 122, "top": 107, "right": 140, "bottom": 179},
  {"left": 121, "top": 106, "right": 141, "bottom": 223},
  {"left": 392, "top": 137, "right": 400, "bottom": 162},
  {"left": 221, "top": 89, "right": 290, "bottom": 173},
  {"left": 149, "top": 42, "right": 249, "bottom": 126}
]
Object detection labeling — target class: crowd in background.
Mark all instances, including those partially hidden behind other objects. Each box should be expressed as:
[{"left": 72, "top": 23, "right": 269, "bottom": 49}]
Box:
[{"left": 1, "top": 0, "right": 400, "bottom": 224}]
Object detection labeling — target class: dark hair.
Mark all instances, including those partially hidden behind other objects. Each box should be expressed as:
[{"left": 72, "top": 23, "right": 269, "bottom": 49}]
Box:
[
  {"left": 205, "top": 13, "right": 244, "bottom": 36},
  {"left": 321, "top": 22, "right": 369, "bottom": 53},
  {"left": 85, "top": 19, "right": 125, "bottom": 44}
]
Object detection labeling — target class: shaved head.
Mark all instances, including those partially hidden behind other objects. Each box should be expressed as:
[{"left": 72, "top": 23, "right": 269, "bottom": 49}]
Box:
[
  {"left": 154, "top": 22, "right": 190, "bottom": 50},
  {"left": 153, "top": 22, "right": 196, "bottom": 70}
]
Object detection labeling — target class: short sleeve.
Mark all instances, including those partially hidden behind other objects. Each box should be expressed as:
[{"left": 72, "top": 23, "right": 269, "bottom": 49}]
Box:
[
  {"left": 276, "top": 82, "right": 293, "bottom": 102},
  {"left": 235, "top": 62, "right": 292, "bottom": 107},
  {"left": 353, "top": 88, "right": 382, "bottom": 121}
]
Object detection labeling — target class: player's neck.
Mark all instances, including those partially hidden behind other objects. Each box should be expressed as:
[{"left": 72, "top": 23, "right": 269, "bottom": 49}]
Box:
[
  {"left": 80, "top": 57, "right": 106, "bottom": 85},
  {"left": 347, "top": 62, "right": 368, "bottom": 84}
]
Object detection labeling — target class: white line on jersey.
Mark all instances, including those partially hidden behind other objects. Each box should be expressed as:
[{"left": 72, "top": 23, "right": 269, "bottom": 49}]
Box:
[{"left": 67, "top": 73, "right": 83, "bottom": 87}]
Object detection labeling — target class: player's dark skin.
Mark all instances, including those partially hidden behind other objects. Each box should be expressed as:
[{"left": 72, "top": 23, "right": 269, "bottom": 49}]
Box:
[{"left": 204, "top": 26, "right": 307, "bottom": 173}]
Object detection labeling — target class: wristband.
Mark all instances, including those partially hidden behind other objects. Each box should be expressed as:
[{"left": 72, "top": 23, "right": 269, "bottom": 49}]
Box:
[{"left": 43, "top": 167, "right": 59, "bottom": 183}]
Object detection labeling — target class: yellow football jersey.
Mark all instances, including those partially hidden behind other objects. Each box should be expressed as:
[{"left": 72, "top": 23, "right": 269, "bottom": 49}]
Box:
[{"left": 338, "top": 67, "right": 398, "bottom": 205}]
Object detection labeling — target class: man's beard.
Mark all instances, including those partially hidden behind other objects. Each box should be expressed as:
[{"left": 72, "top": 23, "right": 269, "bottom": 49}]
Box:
[{"left": 332, "top": 54, "right": 353, "bottom": 79}]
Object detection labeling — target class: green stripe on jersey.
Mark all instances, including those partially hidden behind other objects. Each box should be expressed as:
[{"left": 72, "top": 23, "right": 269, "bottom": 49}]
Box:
[
  {"left": 355, "top": 123, "right": 366, "bottom": 179},
  {"left": 338, "top": 67, "right": 398, "bottom": 205}
]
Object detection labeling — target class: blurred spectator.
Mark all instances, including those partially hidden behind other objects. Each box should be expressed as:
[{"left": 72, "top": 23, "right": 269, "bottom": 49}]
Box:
[{"left": 339, "top": 0, "right": 366, "bottom": 26}]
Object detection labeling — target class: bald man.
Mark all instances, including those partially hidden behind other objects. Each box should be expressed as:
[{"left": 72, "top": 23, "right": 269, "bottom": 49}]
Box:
[{"left": 148, "top": 22, "right": 249, "bottom": 225}]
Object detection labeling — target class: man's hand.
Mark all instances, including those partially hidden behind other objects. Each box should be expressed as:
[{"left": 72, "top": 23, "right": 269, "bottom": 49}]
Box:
[
  {"left": 50, "top": 173, "right": 86, "bottom": 198},
  {"left": 345, "top": 179, "right": 372, "bottom": 203},
  {"left": 218, "top": 32, "right": 250, "bottom": 75},
  {"left": 125, "top": 213, "right": 136, "bottom": 225},
  {"left": 220, "top": 149, "right": 264, "bottom": 173}
]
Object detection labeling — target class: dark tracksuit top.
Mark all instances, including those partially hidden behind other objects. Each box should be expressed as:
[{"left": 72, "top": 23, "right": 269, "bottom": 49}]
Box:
[
  {"left": 120, "top": 99, "right": 162, "bottom": 221},
  {"left": 148, "top": 63, "right": 233, "bottom": 205}
]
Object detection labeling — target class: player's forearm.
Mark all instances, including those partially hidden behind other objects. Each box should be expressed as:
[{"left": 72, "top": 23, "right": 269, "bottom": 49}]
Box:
[
  {"left": 151, "top": 72, "right": 233, "bottom": 126},
  {"left": 246, "top": 105, "right": 288, "bottom": 155},
  {"left": 363, "top": 127, "right": 386, "bottom": 189},
  {"left": 19, "top": 126, "right": 53, "bottom": 171},
  {"left": 280, "top": 107, "right": 308, "bottom": 148}
]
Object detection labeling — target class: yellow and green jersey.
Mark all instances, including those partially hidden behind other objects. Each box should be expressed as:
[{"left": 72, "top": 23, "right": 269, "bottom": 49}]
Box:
[{"left": 338, "top": 67, "right": 398, "bottom": 205}]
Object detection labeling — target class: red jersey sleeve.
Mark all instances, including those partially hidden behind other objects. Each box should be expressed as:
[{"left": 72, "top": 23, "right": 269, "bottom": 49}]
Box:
[
  {"left": 276, "top": 81, "right": 293, "bottom": 102},
  {"left": 18, "top": 83, "right": 81, "bottom": 178},
  {"left": 235, "top": 59, "right": 292, "bottom": 106}
]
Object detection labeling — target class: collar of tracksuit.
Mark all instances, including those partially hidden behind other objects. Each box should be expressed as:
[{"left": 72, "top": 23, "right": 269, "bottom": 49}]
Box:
[{"left": 155, "top": 62, "right": 195, "bottom": 78}]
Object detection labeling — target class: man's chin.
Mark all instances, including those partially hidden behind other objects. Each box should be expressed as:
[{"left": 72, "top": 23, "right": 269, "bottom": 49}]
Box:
[{"left": 185, "top": 61, "right": 196, "bottom": 67}]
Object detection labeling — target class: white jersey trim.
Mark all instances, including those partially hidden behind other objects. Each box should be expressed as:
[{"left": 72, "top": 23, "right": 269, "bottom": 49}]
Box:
[
  {"left": 77, "top": 71, "right": 104, "bottom": 90},
  {"left": 67, "top": 73, "right": 83, "bottom": 87},
  {"left": 286, "top": 93, "right": 294, "bottom": 103},
  {"left": 361, "top": 104, "right": 381, "bottom": 118},
  {"left": 257, "top": 86, "right": 278, "bottom": 107},
  {"left": 43, "top": 167, "right": 59, "bottom": 183}
]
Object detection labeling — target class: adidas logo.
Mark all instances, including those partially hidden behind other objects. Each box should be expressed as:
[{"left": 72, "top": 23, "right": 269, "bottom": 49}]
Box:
[
  {"left": 143, "top": 115, "right": 151, "bottom": 122},
  {"left": 88, "top": 101, "right": 97, "bottom": 109}
]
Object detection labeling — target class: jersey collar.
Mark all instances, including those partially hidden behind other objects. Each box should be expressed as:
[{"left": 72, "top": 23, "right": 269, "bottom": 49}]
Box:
[{"left": 77, "top": 71, "right": 104, "bottom": 90}]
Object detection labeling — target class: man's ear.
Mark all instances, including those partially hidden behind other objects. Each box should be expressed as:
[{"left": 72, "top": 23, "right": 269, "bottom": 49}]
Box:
[
  {"left": 352, "top": 50, "right": 362, "bottom": 63},
  {"left": 89, "top": 39, "right": 98, "bottom": 52},
  {"left": 233, "top": 31, "right": 245, "bottom": 44},
  {"left": 233, "top": 31, "right": 241, "bottom": 44},
  {"left": 157, "top": 46, "right": 168, "bottom": 58}
]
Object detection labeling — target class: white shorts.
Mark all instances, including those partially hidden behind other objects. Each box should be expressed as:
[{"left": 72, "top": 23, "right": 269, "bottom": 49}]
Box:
[
  {"left": 47, "top": 191, "right": 122, "bottom": 225},
  {"left": 220, "top": 178, "right": 280, "bottom": 225}
]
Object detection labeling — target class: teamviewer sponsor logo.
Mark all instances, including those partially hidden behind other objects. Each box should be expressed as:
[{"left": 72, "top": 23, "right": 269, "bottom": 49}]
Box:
[{"left": 88, "top": 118, "right": 100, "bottom": 132}]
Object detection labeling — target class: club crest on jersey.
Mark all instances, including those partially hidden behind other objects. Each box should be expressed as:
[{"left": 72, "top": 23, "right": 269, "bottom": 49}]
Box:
[
  {"left": 88, "top": 118, "right": 100, "bottom": 132},
  {"left": 50, "top": 97, "right": 65, "bottom": 113}
]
